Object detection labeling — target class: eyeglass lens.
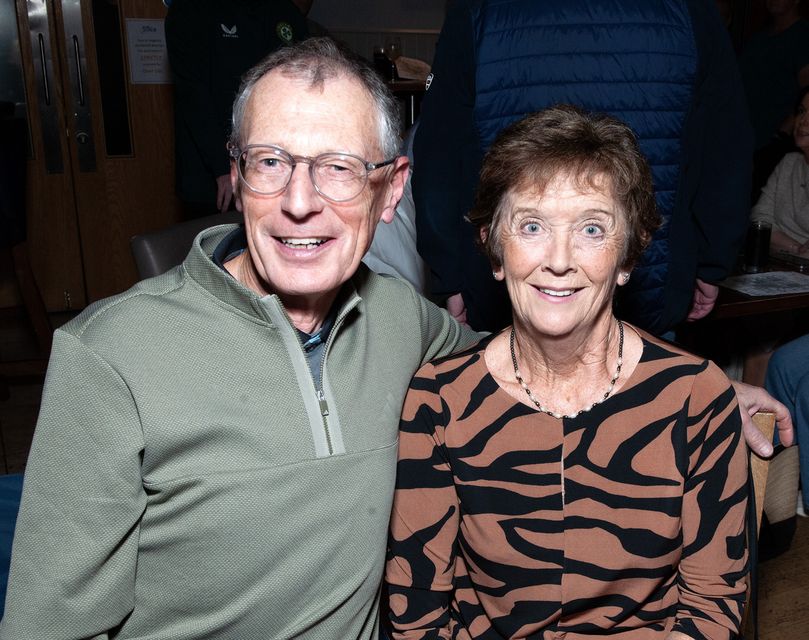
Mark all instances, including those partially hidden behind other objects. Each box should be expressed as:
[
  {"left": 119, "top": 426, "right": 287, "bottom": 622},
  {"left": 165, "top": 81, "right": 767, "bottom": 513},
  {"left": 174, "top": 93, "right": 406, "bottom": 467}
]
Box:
[{"left": 239, "top": 146, "right": 369, "bottom": 201}]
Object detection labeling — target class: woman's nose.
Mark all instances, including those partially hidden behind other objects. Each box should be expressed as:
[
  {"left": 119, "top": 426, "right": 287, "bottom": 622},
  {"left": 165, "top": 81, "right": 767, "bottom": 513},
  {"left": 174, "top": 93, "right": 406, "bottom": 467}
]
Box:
[{"left": 542, "top": 233, "right": 575, "bottom": 274}]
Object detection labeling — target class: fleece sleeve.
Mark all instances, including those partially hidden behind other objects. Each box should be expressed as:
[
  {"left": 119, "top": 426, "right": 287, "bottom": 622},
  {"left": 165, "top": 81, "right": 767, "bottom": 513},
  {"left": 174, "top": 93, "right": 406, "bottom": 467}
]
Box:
[{"left": 0, "top": 331, "right": 146, "bottom": 640}]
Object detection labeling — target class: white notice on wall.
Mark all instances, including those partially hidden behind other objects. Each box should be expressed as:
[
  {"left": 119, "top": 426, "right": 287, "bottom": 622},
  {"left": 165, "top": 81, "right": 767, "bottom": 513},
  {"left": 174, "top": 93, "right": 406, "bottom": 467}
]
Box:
[{"left": 125, "top": 19, "right": 171, "bottom": 84}]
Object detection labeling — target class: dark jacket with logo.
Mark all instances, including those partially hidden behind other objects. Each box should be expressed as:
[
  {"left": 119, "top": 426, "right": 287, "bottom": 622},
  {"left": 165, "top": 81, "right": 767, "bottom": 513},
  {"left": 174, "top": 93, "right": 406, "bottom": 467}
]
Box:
[
  {"left": 414, "top": 0, "right": 752, "bottom": 334},
  {"left": 165, "top": 0, "right": 308, "bottom": 206}
]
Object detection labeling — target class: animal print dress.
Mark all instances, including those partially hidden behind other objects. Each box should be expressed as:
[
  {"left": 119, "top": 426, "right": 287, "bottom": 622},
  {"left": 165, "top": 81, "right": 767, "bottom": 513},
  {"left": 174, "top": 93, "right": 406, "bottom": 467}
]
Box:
[{"left": 386, "top": 331, "right": 749, "bottom": 639}]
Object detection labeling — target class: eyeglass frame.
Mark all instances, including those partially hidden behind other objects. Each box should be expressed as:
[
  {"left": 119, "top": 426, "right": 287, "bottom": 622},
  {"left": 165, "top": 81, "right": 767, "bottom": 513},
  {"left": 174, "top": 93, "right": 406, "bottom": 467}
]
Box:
[{"left": 228, "top": 143, "right": 398, "bottom": 203}]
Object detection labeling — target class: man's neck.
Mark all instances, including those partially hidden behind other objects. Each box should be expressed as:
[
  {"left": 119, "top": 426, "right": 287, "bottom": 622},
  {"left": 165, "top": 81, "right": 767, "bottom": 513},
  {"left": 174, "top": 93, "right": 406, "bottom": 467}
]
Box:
[{"left": 224, "top": 251, "right": 336, "bottom": 334}]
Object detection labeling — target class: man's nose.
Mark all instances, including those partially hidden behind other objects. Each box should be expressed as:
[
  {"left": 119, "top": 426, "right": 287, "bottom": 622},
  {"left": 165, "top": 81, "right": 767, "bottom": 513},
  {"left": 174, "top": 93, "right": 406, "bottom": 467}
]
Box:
[{"left": 282, "top": 163, "right": 323, "bottom": 218}]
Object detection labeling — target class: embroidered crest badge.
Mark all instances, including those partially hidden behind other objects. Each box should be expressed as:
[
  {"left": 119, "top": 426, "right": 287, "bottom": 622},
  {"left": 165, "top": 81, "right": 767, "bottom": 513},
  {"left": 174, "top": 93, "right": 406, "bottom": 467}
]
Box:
[{"left": 276, "top": 22, "right": 294, "bottom": 43}]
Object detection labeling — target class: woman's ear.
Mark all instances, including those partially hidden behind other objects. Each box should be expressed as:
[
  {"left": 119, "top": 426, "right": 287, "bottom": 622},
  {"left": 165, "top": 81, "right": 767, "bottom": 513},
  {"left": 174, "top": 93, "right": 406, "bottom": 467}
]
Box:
[{"left": 480, "top": 226, "right": 504, "bottom": 279}]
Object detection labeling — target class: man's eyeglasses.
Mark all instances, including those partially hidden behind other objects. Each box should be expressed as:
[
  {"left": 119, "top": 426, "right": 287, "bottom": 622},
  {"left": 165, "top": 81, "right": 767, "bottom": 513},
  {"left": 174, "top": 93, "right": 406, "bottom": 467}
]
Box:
[{"left": 229, "top": 144, "right": 397, "bottom": 203}]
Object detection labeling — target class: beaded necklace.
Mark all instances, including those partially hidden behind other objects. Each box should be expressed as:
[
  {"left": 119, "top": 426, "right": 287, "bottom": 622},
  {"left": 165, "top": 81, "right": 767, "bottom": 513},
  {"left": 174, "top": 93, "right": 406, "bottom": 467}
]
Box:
[{"left": 509, "top": 320, "right": 624, "bottom": 419}]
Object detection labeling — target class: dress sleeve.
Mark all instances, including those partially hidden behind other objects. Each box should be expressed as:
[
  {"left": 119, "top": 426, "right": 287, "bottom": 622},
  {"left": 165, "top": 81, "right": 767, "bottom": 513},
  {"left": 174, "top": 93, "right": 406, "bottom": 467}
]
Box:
[
  {"left": 0, "top": 331, "right": 146, "bottom": 640},
  {"left": 672, "top": 362, "right": 749, "bottom": 639},
  {"left": 412, "top": 0, "right": 481, "bottom": 297},
  {"left": 386, "top": 363, "right": 460, "bottom": 639}
]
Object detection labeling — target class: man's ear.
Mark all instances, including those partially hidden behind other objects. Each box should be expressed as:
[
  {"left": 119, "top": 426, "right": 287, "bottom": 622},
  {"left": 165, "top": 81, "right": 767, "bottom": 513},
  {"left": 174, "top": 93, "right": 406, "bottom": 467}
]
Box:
[
  {"left": 230, "top": 161, "right": 243, "bottom": 212},
  {"left": 379, "top": 156, "right": 410, "bottom": 224}
]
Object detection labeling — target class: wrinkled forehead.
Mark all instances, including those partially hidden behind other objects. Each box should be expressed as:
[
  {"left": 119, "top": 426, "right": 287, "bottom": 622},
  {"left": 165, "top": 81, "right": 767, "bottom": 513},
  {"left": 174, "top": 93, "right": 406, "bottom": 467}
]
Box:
[
  {"left": 508, "top": 169, "right": 617, "bottom": 207},
  {"left": 242, "top": 70, "right": 382, "bottom": 156}
]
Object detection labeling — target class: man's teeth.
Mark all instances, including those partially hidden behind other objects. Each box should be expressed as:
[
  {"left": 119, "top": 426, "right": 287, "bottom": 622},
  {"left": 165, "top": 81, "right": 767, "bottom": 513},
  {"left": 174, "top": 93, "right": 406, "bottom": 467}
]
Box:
[
  {"left": 539, "top": 288, "right": 573, "bottom": 297},
  {"left": 281, "top": 238, "right": 325, "bottom": 248}
]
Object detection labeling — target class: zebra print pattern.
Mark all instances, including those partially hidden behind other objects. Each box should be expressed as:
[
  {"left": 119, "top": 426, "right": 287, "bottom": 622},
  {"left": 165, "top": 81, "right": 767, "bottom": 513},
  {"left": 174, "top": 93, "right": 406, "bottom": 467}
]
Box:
[{"left": 385, "top": 331, "right": 749, "bottom": 639}]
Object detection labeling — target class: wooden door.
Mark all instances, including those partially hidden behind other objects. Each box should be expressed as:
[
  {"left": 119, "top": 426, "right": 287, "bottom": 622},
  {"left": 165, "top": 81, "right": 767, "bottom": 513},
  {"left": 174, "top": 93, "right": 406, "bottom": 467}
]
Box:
[
  {"left": 17, "top": 0, "right": 182, "bottom": 311},
  {"left": 16, "top": 0, "right": 87, "bottom": 311}
]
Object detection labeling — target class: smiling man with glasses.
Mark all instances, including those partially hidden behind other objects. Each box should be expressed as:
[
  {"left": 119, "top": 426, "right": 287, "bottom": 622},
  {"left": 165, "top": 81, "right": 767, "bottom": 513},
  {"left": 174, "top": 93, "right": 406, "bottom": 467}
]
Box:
[{"left": 0, "top": 38, "right": 478, "bottom": 640}]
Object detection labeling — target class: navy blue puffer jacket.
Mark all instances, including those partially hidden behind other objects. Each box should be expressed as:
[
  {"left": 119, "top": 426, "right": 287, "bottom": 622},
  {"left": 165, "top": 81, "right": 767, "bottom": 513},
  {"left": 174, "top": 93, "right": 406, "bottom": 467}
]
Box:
[{"left": 414, "top": 0, "right": 752, "bottom": 334}]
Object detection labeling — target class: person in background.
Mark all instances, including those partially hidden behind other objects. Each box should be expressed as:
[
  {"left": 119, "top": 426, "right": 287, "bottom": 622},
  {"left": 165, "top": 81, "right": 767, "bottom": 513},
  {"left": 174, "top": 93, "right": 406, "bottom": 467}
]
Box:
[
  {"left": 765, "top": 334, "right": 809, "bottom": 516},
  {"left": 414, "top": 0, "right": 751, "bottom": 337},
  {"left": 738, "top": 0, "right": 809, "bottom": 199},
  {"left": 165, "top": 0, "right": 309, "bottom": 218},
  {"left": 751, "top": 85, "right": 809, "bottom": 256},
  {"left": 387, "top": 106, "right": 749, "bottom": 639}
]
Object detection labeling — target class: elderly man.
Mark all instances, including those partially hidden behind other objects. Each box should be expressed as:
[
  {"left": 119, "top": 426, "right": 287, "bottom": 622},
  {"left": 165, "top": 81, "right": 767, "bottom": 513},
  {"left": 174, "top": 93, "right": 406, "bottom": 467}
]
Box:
[
  {"left": 0, "top": 38, "right": 793, "bottom": 640},
  {"left": 0, "top": 39, "right": 476, "bottom": 639}
]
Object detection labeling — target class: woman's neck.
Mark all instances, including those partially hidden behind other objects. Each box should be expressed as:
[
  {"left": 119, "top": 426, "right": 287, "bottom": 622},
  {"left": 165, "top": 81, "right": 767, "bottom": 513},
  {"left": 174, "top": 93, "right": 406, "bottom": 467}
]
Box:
[
  {"left": 513, "top": 315, "right": 619, "bottom": 381},
  {"left": 503, "top": 316, "right": 628, "bottom": 417},
  {"left": 514, "top": 314, "right": 619, "bottom": 404}
]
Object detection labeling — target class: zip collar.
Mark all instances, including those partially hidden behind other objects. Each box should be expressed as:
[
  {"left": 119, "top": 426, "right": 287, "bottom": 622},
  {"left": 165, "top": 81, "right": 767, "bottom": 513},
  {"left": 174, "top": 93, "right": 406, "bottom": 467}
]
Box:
[{"left": 185, "top": 224, "right": 362, "bottom": 328}]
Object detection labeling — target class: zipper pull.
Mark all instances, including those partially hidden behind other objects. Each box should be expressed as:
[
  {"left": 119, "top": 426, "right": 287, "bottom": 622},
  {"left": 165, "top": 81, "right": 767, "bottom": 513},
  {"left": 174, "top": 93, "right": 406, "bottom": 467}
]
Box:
[{"left": 317, "top": 388, "right": 329, "bottom": 416}]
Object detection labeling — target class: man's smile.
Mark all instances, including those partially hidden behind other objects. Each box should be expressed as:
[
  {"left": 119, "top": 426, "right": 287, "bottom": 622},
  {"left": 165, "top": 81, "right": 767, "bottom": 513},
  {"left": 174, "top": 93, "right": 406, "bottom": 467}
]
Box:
[{"left": 278, "top": 237, "right": 328, "bottom": 249}]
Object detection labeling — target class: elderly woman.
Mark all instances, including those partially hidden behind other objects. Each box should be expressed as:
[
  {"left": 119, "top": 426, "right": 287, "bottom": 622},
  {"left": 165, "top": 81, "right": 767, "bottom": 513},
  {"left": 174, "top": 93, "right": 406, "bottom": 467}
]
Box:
[
  {"left": 751, "top": 85, "right": 809, "bottom": 256},
  {"left": 385, "top": 106, "right": 748, "bottom": 639}
]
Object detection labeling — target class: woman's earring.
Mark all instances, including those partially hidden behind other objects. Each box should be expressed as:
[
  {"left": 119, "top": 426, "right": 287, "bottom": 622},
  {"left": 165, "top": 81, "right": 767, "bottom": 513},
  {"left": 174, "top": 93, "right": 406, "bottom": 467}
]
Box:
[{"left": 621, "top": 272, "right": 631, "bottom": 283}]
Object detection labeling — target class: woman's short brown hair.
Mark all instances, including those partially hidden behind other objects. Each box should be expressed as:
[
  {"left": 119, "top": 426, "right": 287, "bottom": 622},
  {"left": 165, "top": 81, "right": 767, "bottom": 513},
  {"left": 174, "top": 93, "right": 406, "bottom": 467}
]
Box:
[{"left": 469, "top": 105, "right": 660, "bottom": 270}]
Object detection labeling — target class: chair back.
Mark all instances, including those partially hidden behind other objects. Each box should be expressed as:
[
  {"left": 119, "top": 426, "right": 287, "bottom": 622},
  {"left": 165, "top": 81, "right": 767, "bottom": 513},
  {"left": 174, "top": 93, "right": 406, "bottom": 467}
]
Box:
[
  {"left": 130, "top": 211, "right": 241, "bottom": 279},
  {"left": 743, "top": 411, "right": 776, "bottom": 639},
  {"left": 750, "top": 412, "right": 776, "bottom": 533}
]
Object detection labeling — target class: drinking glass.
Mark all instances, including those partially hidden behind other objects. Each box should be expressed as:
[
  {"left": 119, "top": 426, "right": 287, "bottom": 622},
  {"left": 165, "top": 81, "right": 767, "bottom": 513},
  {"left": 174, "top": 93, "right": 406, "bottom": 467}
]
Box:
[{"left": 386, "top": 37, "right": 401, "bottom": 80}]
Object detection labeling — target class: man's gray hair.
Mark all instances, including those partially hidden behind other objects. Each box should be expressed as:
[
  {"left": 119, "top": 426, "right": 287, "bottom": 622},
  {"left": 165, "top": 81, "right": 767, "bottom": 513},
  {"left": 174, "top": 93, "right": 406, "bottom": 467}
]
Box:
[{"left": 230, "top": 37, "right": 402, "bottom": 159}]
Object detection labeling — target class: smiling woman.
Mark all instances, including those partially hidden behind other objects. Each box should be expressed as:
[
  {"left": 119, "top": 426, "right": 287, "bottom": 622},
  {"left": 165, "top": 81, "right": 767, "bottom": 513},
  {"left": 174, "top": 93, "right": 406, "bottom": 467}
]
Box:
[{"left": 385, "top": 105, "right": 751, "bottom": 640}]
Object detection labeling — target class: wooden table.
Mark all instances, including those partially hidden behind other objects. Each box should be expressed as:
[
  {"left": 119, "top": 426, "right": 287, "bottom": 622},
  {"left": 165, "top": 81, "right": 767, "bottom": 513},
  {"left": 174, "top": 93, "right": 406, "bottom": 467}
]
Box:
[
  {"left": 678, "top": 268, "right": 809, "bottom": 386},
  {"left": 713, "top": 284, "right": 809, "bottom": 320}
]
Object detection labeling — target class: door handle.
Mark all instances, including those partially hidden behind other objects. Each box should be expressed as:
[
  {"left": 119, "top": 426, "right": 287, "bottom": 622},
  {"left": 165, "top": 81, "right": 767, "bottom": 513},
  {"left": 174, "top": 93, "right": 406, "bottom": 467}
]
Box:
[
  {"left": 37, "top": 33, "right": 50, "bottom": 105},
  {"left": 27, "top": 0, "right": 63, "bottom": 173},
  {"left": 72, "top": 35, "right": 85, "bottom": 106},
  {"left": 62, "top": 0, "right": 95, "bottom": 171}
]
